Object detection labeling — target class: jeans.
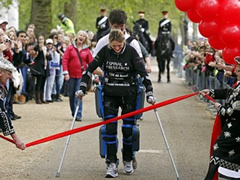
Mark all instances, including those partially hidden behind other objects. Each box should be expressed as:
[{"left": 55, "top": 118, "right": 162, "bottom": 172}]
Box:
[
  {"left": 20, "top": 66, "right": 28, "bottom": 95},
  {"left": 44, "top": 69, "right": 56, "bottom": 101},
  {"left": 68, "top": 78, "right": 82, "bottom": 119},
  {"left": 52, "top": 66, "right": 64, "bottom": 95}
]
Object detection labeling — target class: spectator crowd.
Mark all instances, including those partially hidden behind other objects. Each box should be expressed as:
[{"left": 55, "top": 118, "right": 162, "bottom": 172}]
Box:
[
  {"left": 0, "top": 14, "right": 98, "bottom": 122},
  {"left": 183, "top": 39, "right": 237, "bottom": 92}
]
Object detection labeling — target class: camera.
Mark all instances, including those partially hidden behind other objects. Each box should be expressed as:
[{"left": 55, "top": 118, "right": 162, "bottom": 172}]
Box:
[{"left": 5, "top": 38, "right": 11, "bottom": 43}]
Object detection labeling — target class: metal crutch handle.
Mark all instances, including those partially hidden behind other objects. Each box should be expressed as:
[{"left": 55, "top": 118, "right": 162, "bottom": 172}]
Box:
[{"left": 56, "top": 99, "right": 81, "bottom": 177}]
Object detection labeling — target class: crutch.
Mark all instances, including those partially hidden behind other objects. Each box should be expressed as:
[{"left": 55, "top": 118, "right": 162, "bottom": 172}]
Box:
[
  {"left": 56, "top": 99, "right": 81, "bottom": 177},
  {"left": 153, "top": 108, "right": 180, "bottom": 180}
]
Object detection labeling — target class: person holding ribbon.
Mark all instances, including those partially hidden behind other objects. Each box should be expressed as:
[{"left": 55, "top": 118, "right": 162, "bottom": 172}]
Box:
[
  {"left": 76, "top": 29, "right": 156, "bottom": 178},
  {"left": 200, "top": 56, "right": 240, "bottom": 180},
  {"left": 0, "top": 57, "right": 25, "bottom": 150}
]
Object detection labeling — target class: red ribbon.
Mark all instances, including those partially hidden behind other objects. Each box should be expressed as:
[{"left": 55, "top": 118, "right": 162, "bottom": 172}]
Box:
[
  {"left": 26, "top": 92, "right": 199, "bottom": 148},
  {"left": 205, "top": 94, "right": 215, "bottom": 103},
  {"left": 0, "top": 92, "right": 199, "bottom": 148},
  {"left": 0, "top": 134, "right": 15, "bottom": 144}
]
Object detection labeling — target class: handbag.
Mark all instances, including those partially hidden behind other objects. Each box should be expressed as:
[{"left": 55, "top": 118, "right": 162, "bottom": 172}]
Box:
[{"left": 74, "top": 46, "right": 92, "bottom": 91}]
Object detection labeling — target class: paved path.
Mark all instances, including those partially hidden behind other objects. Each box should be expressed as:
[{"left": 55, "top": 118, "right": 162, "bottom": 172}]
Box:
[{"left": 0, "top": 60, "right": 217, "bottom": 180}]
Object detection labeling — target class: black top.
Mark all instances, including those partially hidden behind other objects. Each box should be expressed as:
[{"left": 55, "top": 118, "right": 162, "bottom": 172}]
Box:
[
  {"left": 209, "top": 85, "right": 240, "bottom": 171},
  {"left": 96, "top": 16, "right": 110, "bottom": 32},
  {"left": 80, "top": 43, "right": 153, "bottom": 96},
  {"left": 0, "top": 84, "right": 14, "bottom": 136},
  {"left": 31, "top": 45, "right": 52, "bottom": 76},
  {"left": 158, "top": 18, "right": 172, "bottom": 36},
  {"left": 136, "top": 18, "right": 149, "bottom": 32}
]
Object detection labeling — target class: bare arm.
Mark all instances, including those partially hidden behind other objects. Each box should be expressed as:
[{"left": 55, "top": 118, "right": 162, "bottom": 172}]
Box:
[
  {"left": 145, "top": 56, "right": 152, "bottom": 73},
  {"left": 11, "top": 133, "right": 25, "bottom": 150}
]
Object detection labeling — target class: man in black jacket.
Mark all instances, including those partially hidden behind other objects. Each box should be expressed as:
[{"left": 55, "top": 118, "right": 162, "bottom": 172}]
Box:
[
  {"left": 136, "top": 11, "right": 149, "bottom": 33},
  {"left": 157, "top": 11, "right": 172, "bottom": 35},
  {"left": 95, "top": 8, "right": 110, "bottom": 42}
]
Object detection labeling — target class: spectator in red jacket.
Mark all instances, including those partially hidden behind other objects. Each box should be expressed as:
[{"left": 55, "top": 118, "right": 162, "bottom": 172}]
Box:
[{"left": 62, "top": 30, "right": 93, "bottom": 121}]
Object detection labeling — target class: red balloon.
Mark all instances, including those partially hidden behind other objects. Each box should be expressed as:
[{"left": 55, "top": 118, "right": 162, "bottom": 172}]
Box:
[
  {"left": 219, "top": 24, "right": 240, "bottom": 45},
  {"left": 175, "top": 0, "right": 195, "bottom": 12},
  {"left": 208, "top": 35, "right": 226, "bottom": 50},
  {"left": 187, "top": 9, "right": 202, "bottom": 23},
  {"left": 198, "top": 19, "right": 220, "bottom": 38},
  {"left": 222, "top": 46, "right": 240, "bottom": 64},
  {"left": 220, "top": 0, "right": 240, "bottom": 24},
  {"left": 196, "top": 0, "right": 221, "bottom": 20}
]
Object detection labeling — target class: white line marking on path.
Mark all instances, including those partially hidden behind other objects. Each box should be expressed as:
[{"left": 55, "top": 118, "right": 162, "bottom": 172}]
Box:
[{"left": 139, "top": 149, "right": 164, "bottom": 154}]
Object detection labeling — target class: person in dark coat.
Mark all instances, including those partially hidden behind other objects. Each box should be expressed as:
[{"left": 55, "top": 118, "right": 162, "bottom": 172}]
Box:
[
  {"left": 157, "top": 11, "right": 172, "bottom": 35},
  {"left": 31, "top": 35, "right": 52, "bottom": 104},
  {"left": 200, "top": 56, "right": 240, "bottom": 180},
  {"left": 95, "top": 8, "right": 110, "bottom": 41},
  {"left": 136, "top": 11, "right": 149, "bottom": 33}
]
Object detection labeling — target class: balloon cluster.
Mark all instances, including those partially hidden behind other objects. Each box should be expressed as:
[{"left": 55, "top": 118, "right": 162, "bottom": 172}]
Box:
[{"left": 175, "top": 0, "right": 240, "bottom": 64}]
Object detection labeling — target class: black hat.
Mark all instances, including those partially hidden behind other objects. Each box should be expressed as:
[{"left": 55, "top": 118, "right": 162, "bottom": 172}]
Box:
[
  {"left": 58, "top": 14, "right": 65, "bottom": 20},
  {"left": 162, "top": 11, "right": 168, "bottom": 15}
]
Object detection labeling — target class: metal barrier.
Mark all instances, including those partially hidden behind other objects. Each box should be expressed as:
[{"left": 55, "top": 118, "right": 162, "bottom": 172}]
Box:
[
  {"left": 171, "top": 47, "right": 237, "bottom": 119},
  {"left": 182, "top": 66, "right": 237, "bottom": 118},
  {"left": 173, "top": 49, "right": 184, "bottom": 78}
]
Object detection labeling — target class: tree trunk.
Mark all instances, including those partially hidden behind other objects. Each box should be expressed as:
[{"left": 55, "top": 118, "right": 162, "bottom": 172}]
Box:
[
  {"left": 30, "top": 0, "right": 52, "bottom": 38},
  {"left": 64, "top": 0, "right": 77, "bottom": 29},
  {"left": 192, "top": 23, "right": 198, "bottom": 41}
]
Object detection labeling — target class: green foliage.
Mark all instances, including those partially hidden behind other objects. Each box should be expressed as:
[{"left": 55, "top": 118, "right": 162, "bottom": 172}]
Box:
[
  {"left": 0, "top": 0, "right": 12, "bottom": 9},
  {"left": 18, "top": 0, "right": 31, "bottom": 30},
  {"left": 0, "top": 0, "right": 13, "bottom": 19},
  {"left": 18, "top": 0, "right": 183, "bottom": 38},
  {"left": 51, "top": 0, "right": 74, "bottom": 27}
]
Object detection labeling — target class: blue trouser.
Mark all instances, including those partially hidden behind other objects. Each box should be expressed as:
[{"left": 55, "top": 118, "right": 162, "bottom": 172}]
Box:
[
  {"left": 68, "top": 78, "right": 82, "bottom": 119},
  {"left": 20, "top": 66, "right": 28, "bottom": 95},
  {"left": 52, "top": 66, "right": 64, "bottom": 96}
]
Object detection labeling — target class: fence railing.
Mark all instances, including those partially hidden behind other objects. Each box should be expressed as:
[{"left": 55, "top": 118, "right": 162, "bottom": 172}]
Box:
[{"left": 172, "top": 50, "right": 236, "bottom": 119}]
